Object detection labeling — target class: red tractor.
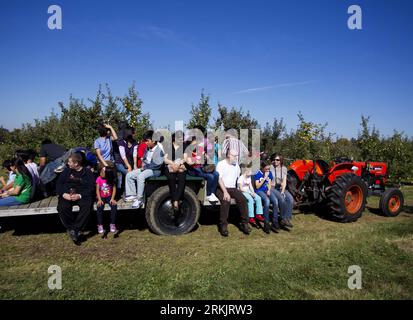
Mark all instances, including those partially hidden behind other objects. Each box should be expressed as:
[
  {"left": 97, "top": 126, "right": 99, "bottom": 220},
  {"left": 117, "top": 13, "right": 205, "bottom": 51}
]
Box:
[{"left": 287, "top": 157, "right": 404, "bottom": 222}]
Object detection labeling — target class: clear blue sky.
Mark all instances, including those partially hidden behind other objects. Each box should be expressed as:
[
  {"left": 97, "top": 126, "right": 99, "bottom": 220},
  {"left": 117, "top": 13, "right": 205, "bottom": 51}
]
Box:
[{"left": 1, "top": 0, "right": 412, "bottom": 138}]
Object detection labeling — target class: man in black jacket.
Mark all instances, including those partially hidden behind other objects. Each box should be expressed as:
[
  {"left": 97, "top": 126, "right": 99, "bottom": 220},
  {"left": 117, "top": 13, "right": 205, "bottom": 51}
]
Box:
[{"left": 56, "top": 153, "right": 95, "bottom": 244}]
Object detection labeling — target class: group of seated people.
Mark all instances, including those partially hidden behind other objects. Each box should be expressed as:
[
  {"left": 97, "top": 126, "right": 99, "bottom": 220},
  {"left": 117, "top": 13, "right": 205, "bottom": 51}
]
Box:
[{"left": 0, "top": 123, "right": 294, "bottom": 243}]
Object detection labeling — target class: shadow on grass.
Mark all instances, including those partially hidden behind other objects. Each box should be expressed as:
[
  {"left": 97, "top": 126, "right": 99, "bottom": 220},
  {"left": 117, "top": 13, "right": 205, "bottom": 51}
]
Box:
[
  {"left": 0, "top": 206, "right": 240, "bottom": 237},
  {"left": 367, "top": 205, "right": 413, "bottom": 216},
  {"left": 198, "top": 206, "right": 252, "bottom": 235},
  {"left": 298, "top": 203, "right": 344, "bottom": 223},
  {"left": 0, "top": 209, "right": 149, "bottom": 238},
  {"left": 403, "top": 206, "right": 413, "bottom": 214},
  {"left": 366, "top": 206, "right": 385, "bottom": 217}
]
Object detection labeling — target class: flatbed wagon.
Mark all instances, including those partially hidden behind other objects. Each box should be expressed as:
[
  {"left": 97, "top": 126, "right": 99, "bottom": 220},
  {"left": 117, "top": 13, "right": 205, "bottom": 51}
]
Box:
[{"left": 0, "top": 175, "right": 228, "bottom": 235}]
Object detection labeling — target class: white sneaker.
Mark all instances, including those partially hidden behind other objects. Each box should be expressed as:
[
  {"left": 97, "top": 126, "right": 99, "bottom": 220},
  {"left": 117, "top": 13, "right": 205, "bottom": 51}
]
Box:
[
  {"left": 54, "top": 164, "right": 66, "bottom": 173},
  {"left": 125, "top": 195, "right": 137, "bottom": 202},
  {"left": 132, "top": 199, "right": 143, "bottom": 208},
  {"left": 207, "top": 193, "right": 219, "bottom": 202}
]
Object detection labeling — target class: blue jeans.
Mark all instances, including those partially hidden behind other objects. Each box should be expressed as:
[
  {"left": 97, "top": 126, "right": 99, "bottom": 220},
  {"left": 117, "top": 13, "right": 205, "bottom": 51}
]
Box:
[
  {"left": 40, "top": 148, "right": 76, "bottom": 185},
  {"left": 115, "top": 163, "right": 128, "bottom": 188},
  {"left": 256, "top": 190, "right": 279, "bottom": 224},
  {"left": 0, "top": 196, "right": 24, "bottom": 207},
  {"left": 187, "top": 167, "right": 219, "bottom": 196},
  {"left": 273, "top": 188, "right": 294, "bottom": 220},
  {"left": 242, "top": 192, "right": 263, "bottom": 218}
]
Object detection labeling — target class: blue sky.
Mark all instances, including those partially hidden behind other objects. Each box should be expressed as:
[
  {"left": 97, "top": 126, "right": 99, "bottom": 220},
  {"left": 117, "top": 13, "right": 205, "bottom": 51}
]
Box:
[{"left": 0, "top": 0, "right": 412, "bottom": 138}]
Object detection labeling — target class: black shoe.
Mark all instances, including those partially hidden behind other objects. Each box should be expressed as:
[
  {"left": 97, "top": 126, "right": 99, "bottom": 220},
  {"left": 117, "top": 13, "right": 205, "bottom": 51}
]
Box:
[
  {"left": 286, "top": 219, "right": 293, "bottom": 228},
  {"left": 279, "top": 220, "right": 291, "bottom": 231},
  {"left": 219, "top": 224, "right": 229, "bottom": 237},
  {"left": 263, "top": 222, "right": 271, "bottom": 234},
  {"left": 68, "top": 229, "right": 80, "bottom": 244},
  {"left": 270, "top": 223, "right": 280, "bottom": 233},
  {"left": 240, "top": 223, "right": 250, "bottom": 235},
  {"left": 249, "top": 219, "right": 259, "bottom": 229}
]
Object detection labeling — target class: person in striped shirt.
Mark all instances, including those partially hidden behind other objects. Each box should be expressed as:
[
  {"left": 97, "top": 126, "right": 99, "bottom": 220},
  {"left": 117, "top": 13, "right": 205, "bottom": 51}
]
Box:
[{"left": 221, "top": 130, "right": 249, "bottom": 165}]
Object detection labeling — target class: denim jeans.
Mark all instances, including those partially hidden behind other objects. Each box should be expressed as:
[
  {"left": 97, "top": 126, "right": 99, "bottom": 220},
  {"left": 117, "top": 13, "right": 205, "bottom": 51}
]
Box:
[
  {"left": 273, "top": 188, "right": 294, "bottom": 220},
  {"left": 256, "top": 190, "right": 279, "bottom": 224},
  {"left": 40, "top": 148, "right": 76, "bottom": 185},
  {"left": 0, "top": 196, "right": 24, "bottom": 207},
  {"left": 96, "top": 197, "right": 117, "bottom": 225},
  {"left": 125, "top": 169, "right": 158, "bottom": 199},
  {"left": 115, "top": 163, "right": 128, "bottom": 189},
  {"left": 40, "top": 158, "right": 65, "bottom": 185},
  {"left": 187, "top": 167, "right": 219, "bottom": 196},
  {"left": 242, "top": 192, "right": 263, "bottom": 218}
]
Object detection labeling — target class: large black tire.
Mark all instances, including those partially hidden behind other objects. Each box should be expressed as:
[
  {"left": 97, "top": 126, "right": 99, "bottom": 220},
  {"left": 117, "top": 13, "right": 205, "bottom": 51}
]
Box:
[
  {"left": 145, "top": 185, "right": 200, "bottom": 235},
  {"left": 379, "top": 188, "right": 404, "bottom": 217},
  {"left": 326, "top": 173, "right": 367, "bottom": 222}
]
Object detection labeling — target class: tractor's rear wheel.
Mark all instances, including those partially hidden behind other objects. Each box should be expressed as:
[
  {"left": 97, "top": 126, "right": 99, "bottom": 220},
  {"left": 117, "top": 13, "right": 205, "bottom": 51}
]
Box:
[
  {"left": 379, "top": 188, "right": 404, "bottom": 217},
  {"left": 145, "top": 185, "right": 200, "bottom": 235},
  {"left": 327, "top": 173, "right": 367, "bottom": 222}
]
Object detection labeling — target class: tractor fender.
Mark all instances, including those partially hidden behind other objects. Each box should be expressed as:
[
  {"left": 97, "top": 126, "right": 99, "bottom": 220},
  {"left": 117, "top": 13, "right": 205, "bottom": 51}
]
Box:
[
  {"left": 327, "top": 163, "right": 361, "bottom": 184},
  {"left": 289, "top": 159, "right": 327, "bottom": 181}
]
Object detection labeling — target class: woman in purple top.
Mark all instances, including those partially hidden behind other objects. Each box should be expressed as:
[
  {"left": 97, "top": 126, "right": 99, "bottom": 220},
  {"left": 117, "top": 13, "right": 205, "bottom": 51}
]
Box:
[{"left": 94, "top": 124, "right": 118, "bottom": 167}]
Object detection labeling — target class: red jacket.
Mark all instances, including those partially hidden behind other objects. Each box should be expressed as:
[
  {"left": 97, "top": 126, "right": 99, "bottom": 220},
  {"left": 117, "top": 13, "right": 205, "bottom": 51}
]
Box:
[{"left": 137, "top": 142, "right": 148, "bottom": 168}]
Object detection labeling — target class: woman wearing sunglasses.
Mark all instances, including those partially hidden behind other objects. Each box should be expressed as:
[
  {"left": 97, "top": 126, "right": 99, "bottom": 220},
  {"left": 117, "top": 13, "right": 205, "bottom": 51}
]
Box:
[{"left": 270, "top": 154, "right": 294, "bottom": 228}]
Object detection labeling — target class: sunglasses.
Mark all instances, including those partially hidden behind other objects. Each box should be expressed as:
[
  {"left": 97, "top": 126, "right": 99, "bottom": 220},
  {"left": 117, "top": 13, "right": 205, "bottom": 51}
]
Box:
[{"left": 274, "top": 159, "right": 281, "bottom": 161}]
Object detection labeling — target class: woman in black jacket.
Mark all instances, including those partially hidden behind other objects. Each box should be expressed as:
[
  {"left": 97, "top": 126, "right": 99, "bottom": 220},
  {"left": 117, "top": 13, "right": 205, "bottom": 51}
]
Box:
[
  {"left": 56, "top": 153, "right": 95, "bottom": 244},
  {"left": 164, "top": 131, "right": 186, "bottom": 211}
]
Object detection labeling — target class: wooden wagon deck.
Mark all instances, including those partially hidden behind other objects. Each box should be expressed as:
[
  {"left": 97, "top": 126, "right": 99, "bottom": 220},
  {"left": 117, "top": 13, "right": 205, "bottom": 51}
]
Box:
[
  {"left": 0, "top": 196, "right": 135, "bottom": 217},
  {"left": 0, "top": 175, "right": 227, "bottom": 218}
]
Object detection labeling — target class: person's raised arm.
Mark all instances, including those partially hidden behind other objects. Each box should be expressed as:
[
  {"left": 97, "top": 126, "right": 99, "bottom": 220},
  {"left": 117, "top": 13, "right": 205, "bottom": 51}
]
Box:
[
  {"left": 255, "top": 177, "right": 266, "bottom": 189},
  {"left": 104, "top": 124, "right": 118, "bottom": 140}
]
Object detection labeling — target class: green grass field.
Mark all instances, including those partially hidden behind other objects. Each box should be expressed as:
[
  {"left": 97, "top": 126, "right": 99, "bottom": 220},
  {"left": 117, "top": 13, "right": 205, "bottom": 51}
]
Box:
[{"left": 1, "top": 187, "right": 412, "bottom": 300}]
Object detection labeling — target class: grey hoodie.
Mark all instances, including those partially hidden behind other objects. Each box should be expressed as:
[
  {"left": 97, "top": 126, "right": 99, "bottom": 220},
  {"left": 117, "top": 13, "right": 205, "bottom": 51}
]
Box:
[{"left": 142, "top": 144, "right": 164, "bottom": 175}]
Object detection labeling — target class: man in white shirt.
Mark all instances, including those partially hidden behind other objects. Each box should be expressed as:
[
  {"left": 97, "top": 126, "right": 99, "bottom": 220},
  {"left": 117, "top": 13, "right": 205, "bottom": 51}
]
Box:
[{"left": 215, "top": 149, "right": 250, "bottom": 237}]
